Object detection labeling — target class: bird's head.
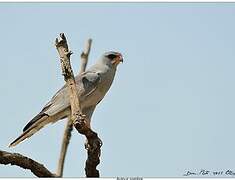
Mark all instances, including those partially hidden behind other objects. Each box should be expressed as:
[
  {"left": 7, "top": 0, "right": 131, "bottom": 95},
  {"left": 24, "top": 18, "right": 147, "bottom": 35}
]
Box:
[{"left": 101, "top": 51, "right": 123, "bottom": 68}]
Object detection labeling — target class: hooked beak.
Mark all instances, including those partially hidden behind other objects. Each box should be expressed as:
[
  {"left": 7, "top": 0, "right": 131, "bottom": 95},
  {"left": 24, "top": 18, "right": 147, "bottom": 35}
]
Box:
[
  {"left": 117, "top": 53, "right": 124, "bottom": 64},
  {"left": 111, "top": 53, "right": 124, "bottom": 65}
]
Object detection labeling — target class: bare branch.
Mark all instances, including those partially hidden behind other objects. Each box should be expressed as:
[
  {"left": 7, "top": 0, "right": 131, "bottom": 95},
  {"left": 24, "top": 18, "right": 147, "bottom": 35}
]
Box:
[
  {"left": 0, "top": 35, "right": 96, "bottom": 178},
  {"left": 55, "top": 33, "right": 81, "bottom": 115},
  {"left": 56, "top": 116, "right": 73, "bottom": 177},
  {"left": 57, "top": 38, "right": 92, "bottom": 177},
  {"left": 0, "top": 150, "right": 56, "bottom": 177},
  {"left": 79, "top": 38, "right": 92, "bottom": 74},
  {"left": 55, "top": 33, "right": 102, "bottom": 177}
]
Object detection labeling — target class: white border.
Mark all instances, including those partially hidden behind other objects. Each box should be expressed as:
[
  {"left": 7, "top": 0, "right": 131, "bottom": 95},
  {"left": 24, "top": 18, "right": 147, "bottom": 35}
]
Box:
[
  {"left": 0, "top": 0, "right": 235, "bottom": 2},
  {"left": 0, "top": 1, "right": 233, "bottom": 180}
]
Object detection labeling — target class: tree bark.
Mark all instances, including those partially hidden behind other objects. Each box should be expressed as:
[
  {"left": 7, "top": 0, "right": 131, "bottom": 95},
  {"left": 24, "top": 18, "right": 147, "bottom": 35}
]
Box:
[
  {"left": 0, "top": 150, "right": 56, "bottom": 177},
  {"left": 55, "top": 33, "right": 102, "bottom": 177},
  {"left": 0, "top": 34, "right": 100, "bottom": 178},
  {"left": 56, "top": 38, "right": 92, "bottom": 177},
  {"left": 79, "top": 38, "right": 92, "bottom": 74},
  {"left": 56, "top": 115, "right": 73, "bottom": 177}
]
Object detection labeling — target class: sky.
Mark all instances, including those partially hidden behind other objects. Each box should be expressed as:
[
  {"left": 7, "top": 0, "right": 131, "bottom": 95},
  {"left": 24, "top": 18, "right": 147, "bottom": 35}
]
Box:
[{"left": 0, "top": 2, "right": 235, "bottom": 178}]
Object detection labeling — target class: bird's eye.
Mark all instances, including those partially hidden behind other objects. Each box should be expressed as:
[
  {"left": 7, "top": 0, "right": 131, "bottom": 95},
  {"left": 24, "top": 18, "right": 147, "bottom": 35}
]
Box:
[{"left": 106, "top": 54, "right": 117, "bottom": 60}]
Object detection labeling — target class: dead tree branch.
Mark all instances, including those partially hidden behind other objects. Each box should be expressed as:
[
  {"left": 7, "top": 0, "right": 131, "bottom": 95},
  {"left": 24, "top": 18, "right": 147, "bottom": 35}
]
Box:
[
  {"left": 0, "top": 150, "right": 56, "bottom": 177},
  {"left": 79, "top": 38, "right": 92, "bottom": 74},
  {"left": 56, "top": 115, "right": 73, "bottom": 177},
  {"left": 0, "top": 35, "right": 98, "bottom": 178},
  {"left": 57, "top": 38, "right": 93, "bottom": 177},
  {"left": 55, "top": 33, "right": 102, "bottom": 177}
]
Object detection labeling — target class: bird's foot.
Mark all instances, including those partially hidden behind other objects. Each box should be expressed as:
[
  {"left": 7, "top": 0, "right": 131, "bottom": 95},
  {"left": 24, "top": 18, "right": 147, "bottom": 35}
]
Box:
[
  {"left": 73, "top": 114, "right": 89, "bottom": 134},
  {"left": 78, "top": 113, "right": 86, "bottom": 120}
]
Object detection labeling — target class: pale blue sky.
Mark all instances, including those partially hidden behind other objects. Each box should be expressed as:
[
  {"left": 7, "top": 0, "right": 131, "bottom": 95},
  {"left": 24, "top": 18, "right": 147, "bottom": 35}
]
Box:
[{"left": 0, "top": 2, "right": 235, "bottom": 177}]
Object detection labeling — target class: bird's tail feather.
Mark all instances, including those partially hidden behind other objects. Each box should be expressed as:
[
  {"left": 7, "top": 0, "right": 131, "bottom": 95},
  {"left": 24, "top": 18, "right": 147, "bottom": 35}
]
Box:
[
  {"left": 9, "top": 115, "right": 51, "bottom": 147},
  {"left": 9, "top": 107, "right": 70, "bottom": 148}
]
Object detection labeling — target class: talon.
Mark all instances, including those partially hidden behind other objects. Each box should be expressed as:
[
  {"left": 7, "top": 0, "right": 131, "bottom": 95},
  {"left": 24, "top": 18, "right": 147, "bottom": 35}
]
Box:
[
  {"left": 73, "top": 116, "right": 88, "bottom": 133},
  {"left": 74, "top": 119, "right": 85, "bottom": 126},
  {"left": 79, "top": 113, "right": 86, "bottom": 120}
]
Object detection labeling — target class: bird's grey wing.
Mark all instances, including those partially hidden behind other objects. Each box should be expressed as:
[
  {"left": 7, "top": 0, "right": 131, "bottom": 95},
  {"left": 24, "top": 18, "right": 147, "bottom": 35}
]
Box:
[
  {"left": 80, "top": 71, "right": 101, "bottom": 98},
  {"left": 45, "top": 71, "right": 101, "bottom": 115},
  {"left": 22, "top": 85, "right": 67, "bottom": 132},
  {"left": 23, "top": 71, "right": 101, "bottom": 131},
  {"left": 43, "top": 83, "right": 70, "bottom": 116},
  {"left": 22, "top": 92, "right": 56, "bottom": 132}
]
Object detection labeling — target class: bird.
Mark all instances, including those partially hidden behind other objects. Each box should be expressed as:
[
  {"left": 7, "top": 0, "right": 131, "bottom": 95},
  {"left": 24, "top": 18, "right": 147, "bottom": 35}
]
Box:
[{"left": 9, "top": 51, "right": 123, "bottom": 147}]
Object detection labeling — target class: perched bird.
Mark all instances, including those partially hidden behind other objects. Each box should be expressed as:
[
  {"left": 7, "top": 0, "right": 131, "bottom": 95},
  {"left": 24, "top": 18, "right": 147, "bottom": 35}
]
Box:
[{"left": 9, "top": 51, "right": 123, "bottom": 147}]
